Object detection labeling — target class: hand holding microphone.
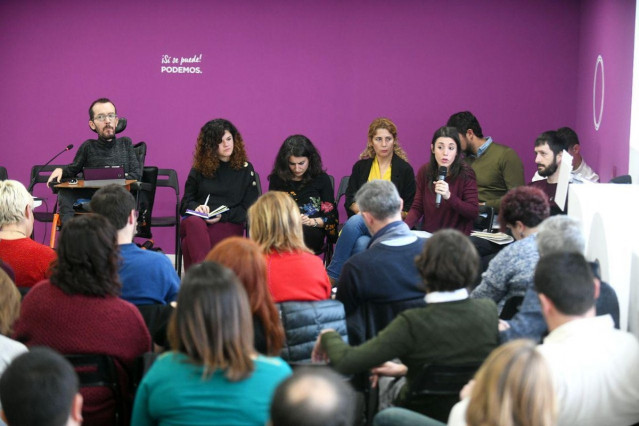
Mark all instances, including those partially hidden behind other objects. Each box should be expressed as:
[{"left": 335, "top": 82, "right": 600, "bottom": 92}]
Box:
[{"left": 435, "top": 166, "right": 448, "bottom": 208}]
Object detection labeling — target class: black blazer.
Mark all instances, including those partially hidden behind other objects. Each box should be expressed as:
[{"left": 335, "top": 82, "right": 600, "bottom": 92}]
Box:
[{"left": 344, "top": 155, "right": 416, "bottom": 217}]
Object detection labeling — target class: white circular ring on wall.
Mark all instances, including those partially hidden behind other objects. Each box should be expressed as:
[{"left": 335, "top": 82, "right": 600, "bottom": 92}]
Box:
[{"left": 593, "top": 54, "right": 604, "bottom": 131}]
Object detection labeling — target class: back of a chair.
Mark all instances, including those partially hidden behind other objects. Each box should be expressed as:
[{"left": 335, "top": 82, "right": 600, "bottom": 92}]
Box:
[
  {"left": 0, "top": 166, "right": 7, "bottom": 180},
  {"left": 277, "top": 299, "right": 348, "bottom": 363},
  {"left": 499, "top": 295, "right": 524, "bottom": 320},
  {"left": 609, "top": 174, "right": 632, "bottom": 184},
  {"left": 136, "top": 303, "right": 174, "bottom": 341},
  {"left": 347, "top": 297, "right": 426, "bottom": 346},
  {"left": 29, "top": 164, "right": 66, "bottom": 223},
  {"left": 402, "top": 363, "right": 480, "bottom": 421},
  {"left": 65, "top": 353, "right": 126, "bottom": 425},
  {"left": 151, "top": 168, "right": 181, "bottom": 272},
  {"left": 473, "top": 205, "right": 495, "bottom": 232},
  {"left": 133, "top": 141, "right": 147, "bottom": 167},
  {"left": 254, "top": 171, "right": 263, "bottom": 195},
  {"left": 336, "top": 176, "right": 350, "bottom": 206},
  {"left": 136, "top": 166, "right": 158, "bottom": 239}
]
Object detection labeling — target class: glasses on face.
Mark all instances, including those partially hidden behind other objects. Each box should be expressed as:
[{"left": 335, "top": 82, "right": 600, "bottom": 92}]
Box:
[{"left": 93, "top": 113, "right": 117, "bottom": 122}]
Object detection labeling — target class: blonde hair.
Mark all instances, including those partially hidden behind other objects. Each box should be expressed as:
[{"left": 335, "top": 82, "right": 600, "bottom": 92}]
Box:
[
  {"left": 359, "top": 117, "right": 408, "bottom": 161},
  {"left": 0, "top": 180, "right": 33, "bottom": 227},
  {"left": 0, "top": 269, "right": 21, "bottom": 336},
  {"left": 466, "top": 339, "right": 556, "bottom": 426},
  {"left": 248, "top": 191, "right": 310, "bottom": 254}
]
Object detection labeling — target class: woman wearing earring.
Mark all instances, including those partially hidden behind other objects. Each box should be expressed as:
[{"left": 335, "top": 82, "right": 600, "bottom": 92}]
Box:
[
  {"left": 180, "top": 119, "right": 259, "bottom": 270},
  {"left": 268, "top": 135, "right": 338, "bottom": 254},
  {"left": 326, "top": 118, "right": 415, "bottom": 282},
  {"left": 404, "top": 126, "right": 478, "bottom": 235}
]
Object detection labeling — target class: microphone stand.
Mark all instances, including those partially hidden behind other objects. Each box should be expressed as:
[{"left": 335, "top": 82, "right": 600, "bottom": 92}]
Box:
[{"left": 27, "top": 145, "right": 73, "bottom": 193}]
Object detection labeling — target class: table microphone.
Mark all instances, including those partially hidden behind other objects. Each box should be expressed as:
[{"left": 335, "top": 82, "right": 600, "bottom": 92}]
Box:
[
  {"left": 27, "top": 144, "right": 74, "bottom": 192},
  {"left": 435, "top": 166, "right": 447, "bottom": 208}
]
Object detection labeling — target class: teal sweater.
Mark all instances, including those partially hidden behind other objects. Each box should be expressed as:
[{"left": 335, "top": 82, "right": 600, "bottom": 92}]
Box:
[{"left": 132, "top": 352, "right": 292, "bottom": 425}]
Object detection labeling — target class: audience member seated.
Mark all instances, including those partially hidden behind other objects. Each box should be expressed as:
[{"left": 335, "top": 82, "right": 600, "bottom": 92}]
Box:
[
  {"left": 405, "top": 126, "right": 478, "bottom": 235},
  {"left": 333, "top": 180, "right": 426, "bottom": 343},
  {"left": 0, "top": 180, "right": 56, "bottom": 287},
  {"left": 132, "top": 262, "right": 292, "bottom": 425},
  {"left": 470, "top": 186, "right": 550, "bottom": 311},
  {"left": 528, "top": 130, "right": 568, "bottom": 215},
  {"left": 179, "top": 118, "right": 259, "bottom": 270},
  {"left": 313, "top": 229, "right": 499, "bottom": 420},
  {"left": 268, "top": 134, "right": 338, "bottom": 253},
  {"left": 248, "top": 191, "right": 332, "bottom": 303},
  {"left": 0, "top": 348, "right": 83, "bottom": 426},
  {"left": 13, "top": 214, "right": 151, "bottom": 425},
  {"left": 501, "top": 216, "right": 620, "bottom": 342},
  {"left": 534, "top": 253, "right": 639, "bottom": 426},
  {"left": 46, "top": 98, "right": 142, "bottom": 223},
  {"left": 270, "top": 367, "right": 357, "bottom": 426},
  {"left": 0, "top": 268, "right": 27, "bottom": 380},
  {"left": 374, "top": 339, "right": 556, "bottom": 426},
  {"left": 531, "top": 126, "right": 599, "bottom": 183},
  {"left": 90, "top": 184, "right": 180, "bottom": 305},
  {"left": 327, "top": 117, "right": 416, "bottom": 282},
  {"left": 205, "top": 236, "right": 285, "bottom": 356}
]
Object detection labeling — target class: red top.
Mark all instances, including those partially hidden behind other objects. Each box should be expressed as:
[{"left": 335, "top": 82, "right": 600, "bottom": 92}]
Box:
[
  {"left": 0, "top": 238, "right": 56, "bottom": 287},
  {"left": 266, "top": 250, "right": 332, "bottom": 303},
  {"left": 13, "top": 280, "right": 151, "bottom": 425}
]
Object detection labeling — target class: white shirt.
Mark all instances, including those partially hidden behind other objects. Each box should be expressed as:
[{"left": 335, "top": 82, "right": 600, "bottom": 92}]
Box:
[
  {"left": 531, "top": 158, "right": 599, "bottom": 183},
  {"left": 537, "top": 315, "right": 639, "bottom": 426}
]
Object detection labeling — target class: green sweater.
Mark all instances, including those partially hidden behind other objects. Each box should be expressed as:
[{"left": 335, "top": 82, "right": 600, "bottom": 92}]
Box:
[
  {"left": 465, "top": 142, "right": 524, "bottom": 211},
  {"left": 321, "top": 298, "right": 499, "bottom": 401}
]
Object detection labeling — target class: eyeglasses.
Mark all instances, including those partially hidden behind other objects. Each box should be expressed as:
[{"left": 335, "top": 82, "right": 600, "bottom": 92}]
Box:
[{"left": 93, "top": 113, "right": 117, "bottom": 122}]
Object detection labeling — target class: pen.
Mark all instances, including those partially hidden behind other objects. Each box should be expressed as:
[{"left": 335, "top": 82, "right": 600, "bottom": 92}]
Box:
[{"left": 204, "top": 194, "right": 210, "bottom": 206}]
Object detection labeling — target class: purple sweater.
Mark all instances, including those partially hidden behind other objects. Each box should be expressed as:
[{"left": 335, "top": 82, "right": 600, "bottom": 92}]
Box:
[{"left": 405, "top": 163, "right": 479, "bottom": 235}]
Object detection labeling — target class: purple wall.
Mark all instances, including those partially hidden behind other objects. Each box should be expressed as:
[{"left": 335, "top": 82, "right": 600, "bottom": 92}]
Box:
[
  {"left": 1, "top": 0, "right": 630, "bottom": 252},
  {"left": 574, "top": 0, "right": 635, "bottom": 181}
]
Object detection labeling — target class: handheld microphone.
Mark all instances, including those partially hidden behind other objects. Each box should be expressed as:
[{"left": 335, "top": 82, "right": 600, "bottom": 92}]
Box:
[
  {"left": 435, "top": 166, "right": 448, "bottom": 208},
  {"left": 27, "top": 144, "right": 74, "bottom": 193}
]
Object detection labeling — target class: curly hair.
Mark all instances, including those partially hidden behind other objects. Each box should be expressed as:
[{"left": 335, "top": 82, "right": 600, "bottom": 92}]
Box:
[
  {"left": 270, "top": 135, "right": 325, "bottom": 185},
  {"left": 499, "top": 187, "right": 550, "bottom": 232},
  {"left": 359, "top": 117, "right": 408, "bottom": 161},
  {"left": 49, "top": 214, "right": 121, "bottom": 297},
  {"left": 424, "top": 126, "right": 471, "bottom": 192},
  {"left": 193, "top": 119, "right": 248, "bottom": 177}
]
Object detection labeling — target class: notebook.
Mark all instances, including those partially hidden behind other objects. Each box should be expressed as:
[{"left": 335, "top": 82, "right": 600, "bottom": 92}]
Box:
[{"left": 82, "top": 166, "right": 126, "bottom": 187}]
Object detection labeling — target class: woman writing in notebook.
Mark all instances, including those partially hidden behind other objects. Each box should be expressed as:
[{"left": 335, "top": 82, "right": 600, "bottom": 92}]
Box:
[{"left": 180, "top": 119, "right": 259, "bottom": 270}]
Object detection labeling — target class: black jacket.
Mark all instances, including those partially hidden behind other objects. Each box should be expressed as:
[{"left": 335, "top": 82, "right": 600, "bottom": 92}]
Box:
[
  {"left": 344, "top": 155, "right": 416, "bottom": 217},
  {"left": 276, "top": 299, "right": 348, "bottom": 363}
]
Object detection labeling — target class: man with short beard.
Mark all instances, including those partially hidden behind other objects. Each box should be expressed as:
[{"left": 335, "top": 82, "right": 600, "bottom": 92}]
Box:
[
  {"left": 47, "top": 98, "right": 142, "bottom": 223},
  {"left": 528, "top": 131, "right": 566, "bottom": 215}
]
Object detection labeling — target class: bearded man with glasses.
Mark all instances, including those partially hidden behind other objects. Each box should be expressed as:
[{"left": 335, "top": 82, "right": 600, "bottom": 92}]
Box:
[{"left": 46, "top": 98, "right": 142, "bottom": 223}]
